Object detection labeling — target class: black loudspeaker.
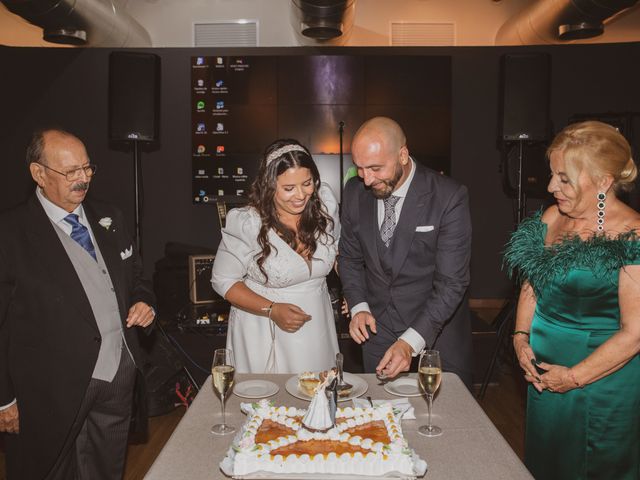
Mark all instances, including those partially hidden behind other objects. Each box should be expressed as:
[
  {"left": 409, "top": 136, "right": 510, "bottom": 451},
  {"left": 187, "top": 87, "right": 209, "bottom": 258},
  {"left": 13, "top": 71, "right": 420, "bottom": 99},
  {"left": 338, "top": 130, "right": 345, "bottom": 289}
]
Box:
[
  {"left": 501, "top": 142, "right": 550, "bottom": 199},
  {"left": 500, "top": 53, "right": 550, "bottom": 142},
  {"left": 108, "top": 52, "right": 160, "bottom": 142}
]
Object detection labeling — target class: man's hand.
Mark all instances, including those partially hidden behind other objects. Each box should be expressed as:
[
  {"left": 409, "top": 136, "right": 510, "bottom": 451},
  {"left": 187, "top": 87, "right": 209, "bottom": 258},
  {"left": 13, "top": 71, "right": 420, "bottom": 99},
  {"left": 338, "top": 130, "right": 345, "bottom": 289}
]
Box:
[
  {"left": 126, "top": 302, "right": 155, "bottom": 328},
  {"left": 0, "top": 403, "right": 19, "bottom": 434},
  {"left": 349, "top": 311, "right": 377, "bottom": 344},
  {"left": 376, "top": 339, "right": 413, "bottom": 378}
]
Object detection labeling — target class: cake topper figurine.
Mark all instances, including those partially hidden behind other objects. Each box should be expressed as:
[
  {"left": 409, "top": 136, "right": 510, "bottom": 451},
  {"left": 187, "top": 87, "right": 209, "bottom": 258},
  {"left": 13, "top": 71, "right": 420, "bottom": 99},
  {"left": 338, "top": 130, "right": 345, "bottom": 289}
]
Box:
[{"left": 301, "top": 369, "right": 338, "bottom": 432}]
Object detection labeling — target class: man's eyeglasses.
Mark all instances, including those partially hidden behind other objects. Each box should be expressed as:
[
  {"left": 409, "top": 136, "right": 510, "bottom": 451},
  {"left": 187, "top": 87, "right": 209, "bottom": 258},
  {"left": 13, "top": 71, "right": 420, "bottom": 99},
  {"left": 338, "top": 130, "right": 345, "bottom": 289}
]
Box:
[{"left": 38, "top": 163, "right": 97, "bottom": 181}]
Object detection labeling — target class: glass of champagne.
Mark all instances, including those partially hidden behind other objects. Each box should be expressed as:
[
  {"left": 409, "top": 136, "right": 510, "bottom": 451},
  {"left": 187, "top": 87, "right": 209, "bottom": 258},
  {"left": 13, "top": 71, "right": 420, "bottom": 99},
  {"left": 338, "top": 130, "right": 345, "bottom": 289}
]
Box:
[
  {"left": 211, "top": 348, "right": 236, "bottom": 435},
  {"left": 417, "top": 350, "right": 443, "bottom": 437}
]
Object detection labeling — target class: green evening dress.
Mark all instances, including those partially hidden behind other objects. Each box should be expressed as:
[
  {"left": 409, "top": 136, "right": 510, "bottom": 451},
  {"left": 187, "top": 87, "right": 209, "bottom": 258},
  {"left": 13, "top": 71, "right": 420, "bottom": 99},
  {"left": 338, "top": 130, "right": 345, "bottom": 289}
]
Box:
[{"left": 504, "top": 211, "right": 640, "bottom": 480}]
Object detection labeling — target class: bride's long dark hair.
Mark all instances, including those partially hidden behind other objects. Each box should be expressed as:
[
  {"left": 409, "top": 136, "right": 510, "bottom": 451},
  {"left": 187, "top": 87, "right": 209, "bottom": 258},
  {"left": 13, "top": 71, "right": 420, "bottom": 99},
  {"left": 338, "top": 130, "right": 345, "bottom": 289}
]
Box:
[{"left": 249, "top": 139, "right": 334, "bottom": 280}]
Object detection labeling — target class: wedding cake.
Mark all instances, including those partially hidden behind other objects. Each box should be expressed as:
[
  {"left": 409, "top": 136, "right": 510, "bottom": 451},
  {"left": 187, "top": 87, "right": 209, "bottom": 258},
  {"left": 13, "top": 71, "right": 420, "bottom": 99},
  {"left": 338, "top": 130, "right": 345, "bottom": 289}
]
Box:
[{"left": 220, "top": 399, "right": 426, "bottom": 477}]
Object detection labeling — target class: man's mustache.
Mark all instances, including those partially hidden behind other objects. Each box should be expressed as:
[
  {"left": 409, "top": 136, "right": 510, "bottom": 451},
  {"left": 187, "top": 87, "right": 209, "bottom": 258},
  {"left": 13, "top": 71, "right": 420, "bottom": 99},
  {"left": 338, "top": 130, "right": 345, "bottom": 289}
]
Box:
[{"left": 71, "top": 182, "right": 89, "bottom": 192}]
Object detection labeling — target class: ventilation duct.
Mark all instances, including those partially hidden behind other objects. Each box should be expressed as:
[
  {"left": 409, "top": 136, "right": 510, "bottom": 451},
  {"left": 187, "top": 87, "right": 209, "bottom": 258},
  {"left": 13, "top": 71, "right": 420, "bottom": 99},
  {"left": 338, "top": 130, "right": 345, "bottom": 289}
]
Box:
[
  {"left": 291, "top": 0, "right": 356, "bottom": 45},
  {"left": 496, "top": 0, "right": 639, "bottom": 45},
  {"left": 1, "top": 0, "right": 151, "bottom": 47}
]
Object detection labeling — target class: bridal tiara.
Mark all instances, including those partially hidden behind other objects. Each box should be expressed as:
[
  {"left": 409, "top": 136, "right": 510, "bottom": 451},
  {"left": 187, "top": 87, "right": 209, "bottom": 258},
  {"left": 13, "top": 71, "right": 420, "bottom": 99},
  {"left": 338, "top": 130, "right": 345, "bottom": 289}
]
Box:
[{"left": 265, "top": 144, "right": 307, "bottom": 165}]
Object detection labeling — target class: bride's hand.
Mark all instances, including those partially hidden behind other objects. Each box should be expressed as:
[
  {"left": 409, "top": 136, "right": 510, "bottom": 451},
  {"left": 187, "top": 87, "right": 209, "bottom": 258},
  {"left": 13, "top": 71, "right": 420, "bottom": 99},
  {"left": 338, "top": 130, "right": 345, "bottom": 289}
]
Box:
[{"left": 270, "top": 303, "right": 311, "bottom": 333}]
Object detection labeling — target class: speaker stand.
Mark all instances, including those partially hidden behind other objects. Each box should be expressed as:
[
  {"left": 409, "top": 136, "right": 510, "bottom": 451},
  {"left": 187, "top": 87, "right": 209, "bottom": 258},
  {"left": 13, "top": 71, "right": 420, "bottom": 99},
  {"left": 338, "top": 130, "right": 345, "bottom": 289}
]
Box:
[
  {"left": 477, "top": 140, "right": 528, "bottom": 399},
  {"left": 133, "top": 140, "right": 143, "bottom": 254}
]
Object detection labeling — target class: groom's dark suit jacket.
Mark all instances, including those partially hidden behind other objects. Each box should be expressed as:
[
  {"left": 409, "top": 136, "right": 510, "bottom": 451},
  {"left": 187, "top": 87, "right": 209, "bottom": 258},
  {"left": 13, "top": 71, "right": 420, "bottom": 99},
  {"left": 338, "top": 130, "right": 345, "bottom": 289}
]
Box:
[
  {"left": 338, "top": 163, "right": 473, "bottom": 383},
  {"left": 0, "top": 194, "right": 155, "bottom": 479}
]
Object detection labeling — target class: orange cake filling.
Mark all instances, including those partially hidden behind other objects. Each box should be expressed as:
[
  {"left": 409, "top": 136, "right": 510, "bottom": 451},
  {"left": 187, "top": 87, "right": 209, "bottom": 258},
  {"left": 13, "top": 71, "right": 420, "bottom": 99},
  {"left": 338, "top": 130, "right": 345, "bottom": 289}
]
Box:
[
  {"left": 344, "top": 421, "right": 390, "bottom": 443},
  {"left": 271, "top": 439, "right": 370, "bottom": 457},
  {"left": 255, "top": 419, "right": 297, "bottom": 444},
  {"left": 256, "top": 417, "right": 392, "bottom": 458}
]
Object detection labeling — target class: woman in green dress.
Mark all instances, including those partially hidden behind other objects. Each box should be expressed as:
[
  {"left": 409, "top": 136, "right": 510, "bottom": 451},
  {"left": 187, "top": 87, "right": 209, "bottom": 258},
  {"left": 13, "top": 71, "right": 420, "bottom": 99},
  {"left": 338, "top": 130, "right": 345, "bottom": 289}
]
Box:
[{"left": 505, "top": 121, "right": 640, "bottom": 479}]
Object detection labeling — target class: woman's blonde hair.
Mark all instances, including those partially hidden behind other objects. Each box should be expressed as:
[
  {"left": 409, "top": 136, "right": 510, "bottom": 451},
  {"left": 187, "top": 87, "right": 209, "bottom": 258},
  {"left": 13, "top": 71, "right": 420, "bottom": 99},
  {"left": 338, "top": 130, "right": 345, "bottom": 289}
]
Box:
[{"left": 547, "top": 120, "right": 636, "bottom": 195}]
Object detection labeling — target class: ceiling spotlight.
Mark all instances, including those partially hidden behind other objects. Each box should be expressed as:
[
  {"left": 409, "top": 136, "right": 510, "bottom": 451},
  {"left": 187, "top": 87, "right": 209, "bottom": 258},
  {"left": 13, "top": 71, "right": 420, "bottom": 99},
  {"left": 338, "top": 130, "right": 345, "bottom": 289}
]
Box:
[
  {"left": 558, "top": 22, "right": 604, "bottom": 40},
  {"left": 43, "top": 28, "right": 87, "bottom": 45}
]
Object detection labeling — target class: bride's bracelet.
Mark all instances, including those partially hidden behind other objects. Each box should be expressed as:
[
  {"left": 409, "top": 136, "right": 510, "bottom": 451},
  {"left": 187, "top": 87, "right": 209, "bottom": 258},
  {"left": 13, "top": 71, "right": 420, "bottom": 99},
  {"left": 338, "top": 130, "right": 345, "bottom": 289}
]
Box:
[{"left": 261, "top": 301, "right": 275, "bottom": 319}]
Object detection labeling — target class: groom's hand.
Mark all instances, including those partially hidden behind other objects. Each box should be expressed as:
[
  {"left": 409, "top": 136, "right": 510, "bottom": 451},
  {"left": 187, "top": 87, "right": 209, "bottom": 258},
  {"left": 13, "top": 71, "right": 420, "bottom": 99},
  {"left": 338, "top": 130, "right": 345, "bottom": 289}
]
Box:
[
  {"left": 349, "top": 311, "right": 377, "bottom": 344},
  {"left": 376, "top": 340, "right": 413, "bottom": 379}
]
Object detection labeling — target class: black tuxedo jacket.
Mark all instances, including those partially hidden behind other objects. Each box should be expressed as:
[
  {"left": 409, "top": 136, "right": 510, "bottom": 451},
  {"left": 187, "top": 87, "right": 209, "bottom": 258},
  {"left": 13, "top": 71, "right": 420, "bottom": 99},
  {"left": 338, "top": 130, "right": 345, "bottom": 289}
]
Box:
[
  {"left": 338, "top": 163, "right": 473, "bottom": 380},
  {"left": 0, "top": 194, "right": 155, "bottom": 479}
]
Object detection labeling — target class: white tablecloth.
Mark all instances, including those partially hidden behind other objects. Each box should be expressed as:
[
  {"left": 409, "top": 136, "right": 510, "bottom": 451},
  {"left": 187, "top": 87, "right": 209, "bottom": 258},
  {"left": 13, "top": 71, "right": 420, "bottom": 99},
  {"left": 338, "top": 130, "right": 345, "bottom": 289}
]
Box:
[{"left": 145, "top": 372, "right": 532, "bottom": 479}]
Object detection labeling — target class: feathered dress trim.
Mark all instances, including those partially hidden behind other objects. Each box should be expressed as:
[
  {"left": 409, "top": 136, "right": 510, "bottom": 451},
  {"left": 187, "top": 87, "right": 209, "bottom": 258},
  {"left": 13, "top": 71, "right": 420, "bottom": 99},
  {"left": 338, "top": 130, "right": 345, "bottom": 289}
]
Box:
[{"left": 503, "top": 210, "right": 640, "bottom": 297}]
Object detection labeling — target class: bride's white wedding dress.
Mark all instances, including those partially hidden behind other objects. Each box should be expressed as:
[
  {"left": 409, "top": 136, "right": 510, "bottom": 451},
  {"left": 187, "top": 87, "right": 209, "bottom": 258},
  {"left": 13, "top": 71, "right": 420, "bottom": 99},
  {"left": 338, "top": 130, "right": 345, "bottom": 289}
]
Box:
[{"left": 211, "top": 184, "right": 340, "bottom": 374}]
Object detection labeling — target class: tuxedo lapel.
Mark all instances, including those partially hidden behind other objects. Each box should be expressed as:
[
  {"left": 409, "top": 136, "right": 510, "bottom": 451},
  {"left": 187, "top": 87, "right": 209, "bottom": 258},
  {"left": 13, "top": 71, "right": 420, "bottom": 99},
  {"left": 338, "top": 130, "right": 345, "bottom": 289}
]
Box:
[
  {"left": 391, "top": 168, "right": 432, "bottom": 280},
  {"left": 24, "top": 196, "right": 98, "bottom": 331},
  {"left": 359, "top": 188, "right": 384, "bottom": 274}
]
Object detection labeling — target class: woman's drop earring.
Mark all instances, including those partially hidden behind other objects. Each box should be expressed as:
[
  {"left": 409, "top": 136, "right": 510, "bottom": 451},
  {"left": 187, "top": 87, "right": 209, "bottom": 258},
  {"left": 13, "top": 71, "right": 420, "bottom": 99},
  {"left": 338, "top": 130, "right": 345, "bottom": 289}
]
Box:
[{"left": 596, "top": 191, "right": 606, "bottom": 232}]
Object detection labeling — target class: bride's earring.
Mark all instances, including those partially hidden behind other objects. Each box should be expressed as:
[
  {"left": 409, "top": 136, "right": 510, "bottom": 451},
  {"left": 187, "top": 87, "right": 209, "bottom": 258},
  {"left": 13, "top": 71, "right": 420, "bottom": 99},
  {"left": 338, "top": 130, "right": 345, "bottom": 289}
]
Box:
[{"left": 597, "top": 191, "right": 606, "bottom": 232}]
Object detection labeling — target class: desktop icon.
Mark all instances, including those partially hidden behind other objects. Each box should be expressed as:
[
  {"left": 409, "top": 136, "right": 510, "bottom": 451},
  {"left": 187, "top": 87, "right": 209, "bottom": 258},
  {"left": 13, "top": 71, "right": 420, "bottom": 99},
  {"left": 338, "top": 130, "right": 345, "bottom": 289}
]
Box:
[
  {"left": 217, "top": 167, "right": 224, "bottom": 175},
  {"left": 197, "top": 100, "right": 205, "bottom": 110},
  {"left": 217, "top": 57, "right": 224, "bottom": 65},
  {"left": 237, "top": 167, "right": 243, "bottom": 175},
  {"left": 196, "top": 122, "right": 206, "bottom": 133},
  {"left": 216, "top": 100, "right": 224, "bottom": 109},
  {"left": 197, "top": 79, "right": 204, "bottom": 87},
  {"left": 196, "top": 57, "right": 204, "bottom": 66},
  {"left": 216, "top": 123, "right": 224, "bottom": 132},
  {"left": 215, "top": 80, "right": 224, "bottom": 88},
  {"left": 197, "top": 145, "right": 206, "bottom": 154},
  {"left": 216, "top": 145, "right": 225, "bottom": 153}
]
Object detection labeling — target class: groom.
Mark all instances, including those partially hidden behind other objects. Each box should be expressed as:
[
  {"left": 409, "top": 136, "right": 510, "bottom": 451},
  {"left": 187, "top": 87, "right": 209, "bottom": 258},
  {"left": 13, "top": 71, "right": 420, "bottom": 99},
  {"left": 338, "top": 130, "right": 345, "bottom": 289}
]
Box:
[{"left": 338, "top": 117, "right": 473, "bottom": 388}]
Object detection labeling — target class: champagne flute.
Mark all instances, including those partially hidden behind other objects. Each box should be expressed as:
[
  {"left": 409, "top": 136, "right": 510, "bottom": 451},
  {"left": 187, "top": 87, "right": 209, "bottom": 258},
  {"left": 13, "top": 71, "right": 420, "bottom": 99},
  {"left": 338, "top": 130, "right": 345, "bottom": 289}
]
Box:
[
  {"left": 211, "top": 348, "right": 236, "bottom": 435},
  {"left": 417, "top": 350, "right": 443, "bottom": 437}
]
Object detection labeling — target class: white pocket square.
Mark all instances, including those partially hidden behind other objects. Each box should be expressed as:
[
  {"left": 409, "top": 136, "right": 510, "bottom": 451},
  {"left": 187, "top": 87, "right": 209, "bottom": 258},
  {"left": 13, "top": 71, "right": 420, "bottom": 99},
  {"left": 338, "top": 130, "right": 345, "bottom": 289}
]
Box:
[
  {"left": 120, "top": 246, "right": 133, "bottom": 260},
  {"left": 415, "top": 225, "right": 434, "bottom": 232}
]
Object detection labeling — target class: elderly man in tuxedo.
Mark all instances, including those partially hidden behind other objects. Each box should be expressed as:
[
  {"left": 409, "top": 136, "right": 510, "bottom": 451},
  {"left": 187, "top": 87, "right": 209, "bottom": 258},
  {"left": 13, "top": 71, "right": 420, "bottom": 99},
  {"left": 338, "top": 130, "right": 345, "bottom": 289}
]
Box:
[
  {"left": 0, "top": 129, "right": 155, "bottom": 479},
  {"left": 338, "top": 117, "right": 473, "bottom": 388}
]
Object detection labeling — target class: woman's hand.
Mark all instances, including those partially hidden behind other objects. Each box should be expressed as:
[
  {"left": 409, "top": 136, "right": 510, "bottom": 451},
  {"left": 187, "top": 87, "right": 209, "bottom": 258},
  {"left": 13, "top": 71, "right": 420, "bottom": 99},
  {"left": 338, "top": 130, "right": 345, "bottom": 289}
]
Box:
[
  {"left": 537, "top": 363, "right": 578, "bottom": 394},
  {"left": 270, "top": 303, "right": 311, "bottom": 333},
  {"left": 513, "top": 335, "right": 543, "bottom": 390}
]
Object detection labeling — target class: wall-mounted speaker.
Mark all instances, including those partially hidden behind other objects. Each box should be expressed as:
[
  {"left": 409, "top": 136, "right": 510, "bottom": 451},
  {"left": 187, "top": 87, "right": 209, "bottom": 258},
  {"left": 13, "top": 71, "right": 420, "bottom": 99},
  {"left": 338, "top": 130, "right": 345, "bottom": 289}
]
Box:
[
  {"left": 109, "top": 51, "right": 160, "bottom": 142},
  {"left": 499, "top": 53, "right": 550, "bottom": 142}
]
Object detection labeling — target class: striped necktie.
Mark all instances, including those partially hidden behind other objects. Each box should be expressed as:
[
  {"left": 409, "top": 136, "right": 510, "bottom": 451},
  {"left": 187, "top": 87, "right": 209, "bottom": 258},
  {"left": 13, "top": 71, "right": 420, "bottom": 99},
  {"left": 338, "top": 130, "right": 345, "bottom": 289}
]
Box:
[{"left": 64, "top": 213, "right": 97, "bottom": 261}]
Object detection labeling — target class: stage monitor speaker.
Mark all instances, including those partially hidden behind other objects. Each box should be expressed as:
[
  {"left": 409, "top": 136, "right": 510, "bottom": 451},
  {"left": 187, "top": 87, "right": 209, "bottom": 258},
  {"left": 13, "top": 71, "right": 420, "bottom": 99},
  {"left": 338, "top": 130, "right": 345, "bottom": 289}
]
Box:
[
  {"left": 188, "top": 254, "right": 217, "bottom": 304},
  {"left": 109, "top": 51, "right": 160, "bottom": 142},
  {"left": 501, "top": 142, "right": 550, "bottom": 199},
  {"left": 500, "top": 53, "right": 550, "bottom": 142}
]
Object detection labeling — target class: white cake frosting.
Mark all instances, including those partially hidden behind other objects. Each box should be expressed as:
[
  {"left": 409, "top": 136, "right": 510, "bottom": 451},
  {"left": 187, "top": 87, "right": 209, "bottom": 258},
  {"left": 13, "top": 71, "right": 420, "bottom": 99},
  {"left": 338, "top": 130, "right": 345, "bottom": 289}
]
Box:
[{"left": 221, "top": 399, "right": 426, "bottom": 477}]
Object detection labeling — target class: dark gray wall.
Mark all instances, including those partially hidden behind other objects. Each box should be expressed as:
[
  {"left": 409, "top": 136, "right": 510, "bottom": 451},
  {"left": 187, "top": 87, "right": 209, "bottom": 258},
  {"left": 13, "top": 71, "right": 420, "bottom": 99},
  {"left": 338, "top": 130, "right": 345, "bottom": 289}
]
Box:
[{"left": 1, "top": 44, "right": 639, "bottom": 299}]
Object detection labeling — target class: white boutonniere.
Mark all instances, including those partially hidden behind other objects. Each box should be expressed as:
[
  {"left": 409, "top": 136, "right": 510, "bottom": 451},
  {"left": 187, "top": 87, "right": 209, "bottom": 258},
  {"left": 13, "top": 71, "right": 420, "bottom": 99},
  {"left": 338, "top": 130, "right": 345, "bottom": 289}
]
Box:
[{"left": 98, "top": 217, "right": 113, "bottom": 230}]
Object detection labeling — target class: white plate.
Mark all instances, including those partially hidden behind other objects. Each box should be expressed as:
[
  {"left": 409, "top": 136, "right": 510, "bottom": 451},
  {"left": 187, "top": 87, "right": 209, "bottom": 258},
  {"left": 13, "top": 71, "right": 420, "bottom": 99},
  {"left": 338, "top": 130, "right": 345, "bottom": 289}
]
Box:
[
  {"left": 285, "top": 372, "right": 368, "bottom": 402},
  {"left": 383, "top": 376, "right": 423, "bottom": 397},
  {"left": 233, "top": 380, "right": 279, "bottom": 399}
]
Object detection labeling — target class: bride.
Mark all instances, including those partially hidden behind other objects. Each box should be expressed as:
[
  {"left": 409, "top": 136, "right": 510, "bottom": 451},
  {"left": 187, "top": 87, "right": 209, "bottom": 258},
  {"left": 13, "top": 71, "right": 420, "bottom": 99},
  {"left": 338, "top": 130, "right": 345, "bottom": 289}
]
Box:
[{"left": 211, "top": 139, "right": 340, "bottom": 373}]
